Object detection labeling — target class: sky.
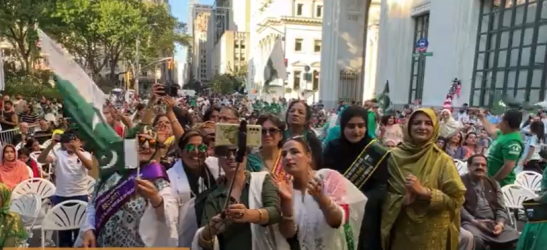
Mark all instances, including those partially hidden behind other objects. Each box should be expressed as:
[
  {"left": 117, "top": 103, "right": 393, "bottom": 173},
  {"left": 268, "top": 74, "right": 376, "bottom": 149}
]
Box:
[{"left": 172, "top": 0, "right": 215, "bottom": 62}]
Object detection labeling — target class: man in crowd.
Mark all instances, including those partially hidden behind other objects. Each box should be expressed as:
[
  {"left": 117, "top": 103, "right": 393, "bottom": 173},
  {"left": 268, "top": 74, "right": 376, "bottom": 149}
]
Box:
[
  {"left": 478, "top": 109, "right": 523, "bottom": 186},
  {"left": 460, "top": 154, "right": 519, "bottom": 249},
  {"left": 0, "top": 100, "right": 18, "bottom": 131},
  {"left": 11, "top": 122, "right": 31, "bottom": 146},
  {"left": 20, "top": 104, "right": 38, "bottom": 125},
  {"left": 34, "top": 118, "right": 53, "bottom": 144}
]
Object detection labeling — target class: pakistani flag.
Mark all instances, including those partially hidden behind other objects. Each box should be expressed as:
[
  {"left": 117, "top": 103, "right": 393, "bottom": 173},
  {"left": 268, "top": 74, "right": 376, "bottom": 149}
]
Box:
[
  {"left": 37, "top": 30, "right": 138, "bottom": 178},
  {"left": 377, "top": 81, "right": 392, "bottom": 114}
]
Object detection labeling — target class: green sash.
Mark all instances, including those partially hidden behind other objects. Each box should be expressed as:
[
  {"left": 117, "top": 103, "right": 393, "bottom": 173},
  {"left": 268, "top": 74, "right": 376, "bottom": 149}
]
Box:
[{"left": 343, "top": 139, "right": 390, "bottom": 189}]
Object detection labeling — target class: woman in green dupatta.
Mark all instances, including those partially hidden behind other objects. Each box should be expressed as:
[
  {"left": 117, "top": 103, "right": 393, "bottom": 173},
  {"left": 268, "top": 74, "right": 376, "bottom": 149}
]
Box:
[
  {"left": 381, "top": 108, "right": 466, "bottom": 250},
  {"left": 0, "top": 183, "right": 28, "bottom": 248},
  {"left": 516, "top": 166, "right": 547, "bottom": 250},
  {"left": 247, "top": 114, "right": 287, "bottom": 174}
]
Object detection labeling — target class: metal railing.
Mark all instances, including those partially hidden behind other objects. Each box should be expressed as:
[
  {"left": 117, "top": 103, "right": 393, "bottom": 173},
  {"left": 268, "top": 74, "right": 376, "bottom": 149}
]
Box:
[{"left": 0, "top": 125, "right": 40, "bottom": 145}]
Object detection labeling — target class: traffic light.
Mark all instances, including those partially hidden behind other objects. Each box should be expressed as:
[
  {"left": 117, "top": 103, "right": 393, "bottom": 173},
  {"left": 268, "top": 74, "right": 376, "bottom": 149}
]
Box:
[{"left": 168, "top": 59, "right": 175, "bottom": 70}]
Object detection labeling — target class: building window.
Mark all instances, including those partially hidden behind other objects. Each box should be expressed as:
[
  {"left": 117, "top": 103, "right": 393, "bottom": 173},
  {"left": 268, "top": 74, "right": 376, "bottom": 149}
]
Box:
[
  {"left": 296, "top": 3, "right": 304, "bottom": 16},
  {"left": 293, "top": 70, "right": 301, "bottom": 90},
  {"left": 295, "top": 39, "right": 303, "bottom": 52},
  {"left": 470, "top": 0, "right": 547, "bottom": 106},
  {"left": 312, "top": 70, "right": 319, "bottom": 90},
  {"left": 408, "top": 14, "right": 429, "bottom": 104},
  {"left": 314, "top": 40, "right": 322, "bottom": 53},
  {"left": 316, "top": 5, "right": 323, "bottom": 18}
]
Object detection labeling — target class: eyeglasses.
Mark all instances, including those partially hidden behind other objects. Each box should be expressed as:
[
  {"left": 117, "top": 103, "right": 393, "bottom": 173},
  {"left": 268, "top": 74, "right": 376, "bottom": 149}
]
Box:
[
  {"left": 261, "top": 128, "right": 280, "bottom": 136},
  {"left": 184, "top": 143, "right": 208, "bottom": 153}
]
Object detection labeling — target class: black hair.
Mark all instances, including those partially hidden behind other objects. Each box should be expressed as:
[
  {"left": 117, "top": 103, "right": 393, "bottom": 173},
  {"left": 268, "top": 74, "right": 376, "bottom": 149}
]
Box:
[
  {"left": 381, "top": 114, "right": 395, "bottom": 126},
  {"left": 285, "top": 100, "right": 312, "bottom": 125},
  {"left": 530, "top": 120, "right": 545, "bottom": 143},
  {"left": 282, "top": 136, "right": 311, "bottom": 153},
  {"left": 221, "top": 106, "right": 240, "bottom": 119},
  {"left": 467, "top": 154, "right": 487, "bottom": 165},
  {"left": 4, "top": 100, "right": 12, "bottom": 105},
  {"left": 502, "top": 109, "right": 522, "bottom": 130},
  {"left": 177, "top": 130, "right": 204, "bottom": 151},
  {"left": 18, "top": 147, "right": 31, "bottom": 157},
  {"left": 257, "top": 114, "right": 285, "bottom": 131},
  {"left": 463, "top": 132, "right": 477, "bottom": 146},
  {"left": 203, "top": 107, "right": 221, "bottom": 121}
]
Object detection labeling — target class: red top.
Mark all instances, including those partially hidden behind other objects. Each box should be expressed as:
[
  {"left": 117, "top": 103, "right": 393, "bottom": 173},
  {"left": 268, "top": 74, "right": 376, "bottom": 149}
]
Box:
[
  {"left": 29, "top": 159, "right": 40, "bottom": 178},
  {"left": 114, "top": 125, "right": 124, "bottom": 137}
]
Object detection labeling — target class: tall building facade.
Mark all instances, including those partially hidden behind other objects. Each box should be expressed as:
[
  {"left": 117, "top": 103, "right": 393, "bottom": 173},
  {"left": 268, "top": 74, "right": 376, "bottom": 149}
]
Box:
[
  {"left": 193, "top": 9, "right": 212, "bottom": 82},
  {"left": 207, "top": 0, "right": 252, "bottom": 76},
  {"left": 248, "top": 0, "right": 324, "bottom": 101},
  {"left": 187, "top": 0, "right": 199, "bottom": 35}
]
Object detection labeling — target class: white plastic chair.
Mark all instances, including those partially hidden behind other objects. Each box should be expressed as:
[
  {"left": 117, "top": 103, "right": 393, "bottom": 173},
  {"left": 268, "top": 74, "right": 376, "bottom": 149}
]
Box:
[
  {"left": 41, "top": 139, "right": 52, "bottom": 149},
  {"left": 454, "top": 159, "right": 468, "bottom": 175},
  {"left": 15, "top": 142, "right": 22, "bottom": 151},
  {"left": 26, "top": 165, "right": 34, "bottom": 179},
  {"left": 11, "top": 178, "right": 56, "bottom": 200},
  {"left": 10, "top": 193, "right": 42, "bottom": 242},
  {"left": 40, "top": 200, "right": 87, "bottom": 247},
  {"left": 515, "top": 171, "right": 543, "bottom": 193},
  {"left": 29, "top": 151, "right": 51, "bottom": 179},
  {"left": 501, "top": 184, "right": 538, "bottom": 226}
]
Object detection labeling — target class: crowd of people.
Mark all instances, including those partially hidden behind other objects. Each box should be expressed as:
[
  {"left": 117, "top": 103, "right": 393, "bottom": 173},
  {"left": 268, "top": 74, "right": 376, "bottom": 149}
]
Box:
[{"left": 0, "top": 84, "right": 545, "bottom": 250}]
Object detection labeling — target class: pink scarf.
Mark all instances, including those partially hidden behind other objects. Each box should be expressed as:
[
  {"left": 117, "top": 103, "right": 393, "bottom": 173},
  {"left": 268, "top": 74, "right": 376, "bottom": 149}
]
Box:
[{"left": 0, "top": 146, "right": 30, "bottom": 189}]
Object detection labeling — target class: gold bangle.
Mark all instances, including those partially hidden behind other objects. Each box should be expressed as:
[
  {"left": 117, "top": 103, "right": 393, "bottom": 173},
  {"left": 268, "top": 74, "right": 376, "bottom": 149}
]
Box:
[
  {"left": 200, "top": 231, "right": 215, "bottom": 245},
  {"left": 256, "top": 209, "right": 264, "bottom": 222},
  {"left": 282, "top": 214, "right": 294, "bottom": 221}
]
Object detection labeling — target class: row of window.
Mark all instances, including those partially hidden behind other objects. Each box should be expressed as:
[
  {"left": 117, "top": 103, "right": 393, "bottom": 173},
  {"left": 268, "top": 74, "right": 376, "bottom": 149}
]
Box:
[
  {"left": 408, "top": 0, "right": 547, "bottom": 106},
  {"left": 295, "top": 2, "right": 323, "bottom": 18},
  {"left": 292, "top": 70, "right": 320, "bottom": 91},
  {"left": 294, "top": 39, "right": 322, "bottom": 53}
]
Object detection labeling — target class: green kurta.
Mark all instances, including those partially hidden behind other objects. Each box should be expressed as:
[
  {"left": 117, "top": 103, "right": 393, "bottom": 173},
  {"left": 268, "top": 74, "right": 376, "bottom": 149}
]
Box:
[
  {"left": 516, "top": 169, "right": 547, "bottom": 250},
  {"left": 200, "top": 172, "right": 281, "bottom": 250},
  {"left": 486, "top": 130, "right": 523, "bottom": 187}
]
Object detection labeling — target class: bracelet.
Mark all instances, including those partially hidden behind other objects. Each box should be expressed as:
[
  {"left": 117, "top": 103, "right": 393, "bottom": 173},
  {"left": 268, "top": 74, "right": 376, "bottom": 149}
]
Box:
[
  {"left": 282, "top": 214, "right": 294, "bottom": 221},
  {"left": 199, "top": 231, "right": 215, "bottom": 245},
  {"left": 256, "top": 209, "right": 265, "bottom": 222},
  {"left": 152, "top": 198, "right": 164, "bottom": 208}
]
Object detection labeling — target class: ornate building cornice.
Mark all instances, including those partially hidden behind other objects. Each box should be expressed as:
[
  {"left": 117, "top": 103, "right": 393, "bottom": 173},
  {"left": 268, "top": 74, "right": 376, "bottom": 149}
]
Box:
[{"left": 257, "top": 16, "right": 322, "bottom": 33}]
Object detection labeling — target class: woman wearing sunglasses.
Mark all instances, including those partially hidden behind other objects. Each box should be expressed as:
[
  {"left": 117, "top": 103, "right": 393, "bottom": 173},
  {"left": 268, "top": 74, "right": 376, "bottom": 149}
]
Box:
[
  {"left": 167, "top": 130, "right": 221, "bottom": 247},
  {"left": 247, "top": 115, "right": 286, "bottom": 175},
  {"left": 80, "top": 126, "right": 178, "bottom": 247}
]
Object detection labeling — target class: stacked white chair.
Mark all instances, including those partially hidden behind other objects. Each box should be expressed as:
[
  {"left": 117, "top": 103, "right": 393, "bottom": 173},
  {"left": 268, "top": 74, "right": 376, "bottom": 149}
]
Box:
[
  {"left": 515, "top": 171, "right": 543, "bottom": 193},
  {"left": 501, "top": 184, "right": 538, "bottom": 226},
  {"left": 26, "top": 165, "right": 34, "bottom": 179},
  {"left": 40, "top": 200, "right": 88, "bottom": 247},
  {"left": 454, "top": 159, "right": 468, "bottom": 175},
  {"left": 10, "top": 193, "right": 42, "bottom": 245},
  {"left": 11, "top": 178, "right": 56, "bottom": 200}
]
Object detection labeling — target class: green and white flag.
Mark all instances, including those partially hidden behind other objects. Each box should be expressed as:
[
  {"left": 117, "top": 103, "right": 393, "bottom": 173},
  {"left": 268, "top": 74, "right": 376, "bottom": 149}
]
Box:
[{"left": 37, "top": 30, "right": 138, "bottom": 177}]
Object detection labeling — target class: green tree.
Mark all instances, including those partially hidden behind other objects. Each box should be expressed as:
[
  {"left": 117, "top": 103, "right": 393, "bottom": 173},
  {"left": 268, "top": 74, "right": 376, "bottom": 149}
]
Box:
[
  {"left": 0, "top": 0, "right": 54, "bottom": 73},
  {"left": 210, "top": 74, "right": 237, "bottom": 95},
  {"left": 48, "top": 0, "right": 146, "bottom": 82}
]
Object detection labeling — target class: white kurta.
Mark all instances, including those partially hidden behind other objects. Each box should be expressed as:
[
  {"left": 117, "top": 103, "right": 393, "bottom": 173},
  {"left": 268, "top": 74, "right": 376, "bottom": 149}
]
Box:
[{"left": 167, "top": 157, "right": 221, "bottom": 247}]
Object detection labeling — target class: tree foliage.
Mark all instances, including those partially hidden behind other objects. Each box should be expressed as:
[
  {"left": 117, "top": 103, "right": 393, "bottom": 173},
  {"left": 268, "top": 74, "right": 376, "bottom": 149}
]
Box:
[
  {"left": 0, "top": 0, "right": 54, "bottom": 73},
  {"left": 1, "top": 0, "right": 191, "bottom": 92}
]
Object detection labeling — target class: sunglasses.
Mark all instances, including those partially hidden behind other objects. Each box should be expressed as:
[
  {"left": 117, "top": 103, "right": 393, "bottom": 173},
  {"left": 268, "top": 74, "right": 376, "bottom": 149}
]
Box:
[
  {"left": 215, "top": 147, "right": 238, "bottom": 158},
  {"left": 184, "top": 143, "right": 208, "bottom": 152},
  {"left": 138, "top": 136, "right": 159, "bottom": 148},
  {"left": 261, "top": 128, "right": 280, "bottom": 136}
]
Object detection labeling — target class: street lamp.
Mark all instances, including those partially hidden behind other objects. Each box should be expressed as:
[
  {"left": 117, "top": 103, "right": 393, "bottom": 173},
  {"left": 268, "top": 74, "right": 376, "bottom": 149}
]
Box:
[{"left": 256, "top": 23, "right": 287, "bottom": 97}]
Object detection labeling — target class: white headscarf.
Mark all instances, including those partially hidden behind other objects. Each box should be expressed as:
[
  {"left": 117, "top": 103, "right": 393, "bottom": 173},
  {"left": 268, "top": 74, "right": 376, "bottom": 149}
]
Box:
[{"left": 439, "top": 109, "right": 462, "bottom": 138}]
